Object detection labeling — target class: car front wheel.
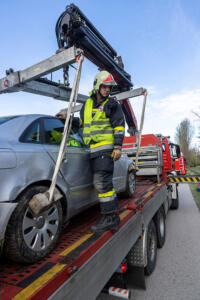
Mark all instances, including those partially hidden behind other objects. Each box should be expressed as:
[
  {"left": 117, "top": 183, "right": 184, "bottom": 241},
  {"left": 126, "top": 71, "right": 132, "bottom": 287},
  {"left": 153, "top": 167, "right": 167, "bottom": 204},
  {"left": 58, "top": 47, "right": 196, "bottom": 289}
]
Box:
[
  {"left": 120, "top": 171, "right": 136, "bottom": 198},
  {"left": 4, "top": 185, "right": 63, "bottom": 263}
]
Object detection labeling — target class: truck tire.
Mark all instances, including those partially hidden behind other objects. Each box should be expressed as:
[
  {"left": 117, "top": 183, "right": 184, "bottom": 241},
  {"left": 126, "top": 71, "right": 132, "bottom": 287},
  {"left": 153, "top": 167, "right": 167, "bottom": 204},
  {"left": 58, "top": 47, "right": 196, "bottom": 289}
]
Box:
[
  {"left": 120, "top": 171, "right": 136, "bottom": 198},
  {"left": 154, "top": 207, "right": 166, "bottom": 248},
  {"left": 171, "top": 187, "right": 179, "bottom": 209},
  {"left": 4, "top": 185, "right": 63, "bottom": 263},
  {"left": 144, "top": 220, "right": 157, "bottom": 276}
]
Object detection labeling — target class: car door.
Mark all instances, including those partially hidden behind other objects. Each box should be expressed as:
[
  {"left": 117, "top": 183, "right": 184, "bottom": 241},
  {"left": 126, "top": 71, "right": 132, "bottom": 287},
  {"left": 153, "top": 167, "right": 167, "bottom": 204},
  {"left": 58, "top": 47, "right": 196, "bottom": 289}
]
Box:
[
  {"left": 41, "top": 117, "right": 95, "bottom": 212},
  {"left": 9, "top": 117, "right": 55, "bottom": 201}
]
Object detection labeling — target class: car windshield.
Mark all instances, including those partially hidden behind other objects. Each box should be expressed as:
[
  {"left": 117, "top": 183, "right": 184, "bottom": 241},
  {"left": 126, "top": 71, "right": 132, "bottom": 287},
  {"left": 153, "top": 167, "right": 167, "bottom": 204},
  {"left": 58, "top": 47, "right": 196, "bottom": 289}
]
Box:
[{"left": 0, "top": 116, "right": 18, "bottom": 125}]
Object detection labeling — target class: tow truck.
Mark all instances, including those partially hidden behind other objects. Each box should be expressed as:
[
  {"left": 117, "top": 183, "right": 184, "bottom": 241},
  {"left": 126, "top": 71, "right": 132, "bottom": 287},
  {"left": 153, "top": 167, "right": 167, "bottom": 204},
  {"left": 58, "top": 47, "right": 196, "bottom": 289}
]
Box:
[{"left": 0, "top": 4, "right": 200, "bottom": 300}]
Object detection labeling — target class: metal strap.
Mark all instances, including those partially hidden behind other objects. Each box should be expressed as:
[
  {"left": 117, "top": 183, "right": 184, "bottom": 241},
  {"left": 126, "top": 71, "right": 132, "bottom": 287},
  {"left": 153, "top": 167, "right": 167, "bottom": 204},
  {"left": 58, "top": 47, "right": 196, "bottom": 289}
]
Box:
[{"left": 48, "top": 55, "right": 84, "bottom": 203}]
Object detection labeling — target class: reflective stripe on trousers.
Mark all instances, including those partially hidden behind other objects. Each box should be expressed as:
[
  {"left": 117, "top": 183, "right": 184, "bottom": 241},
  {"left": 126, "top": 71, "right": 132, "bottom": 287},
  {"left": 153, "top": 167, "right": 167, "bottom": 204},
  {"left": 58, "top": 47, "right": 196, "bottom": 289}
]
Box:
[
  {"left": 98, "top": 189, "right": 116, "bottom": 203},
  {"left": 91, "top": 154, "right": 119, "bottom": 214}
]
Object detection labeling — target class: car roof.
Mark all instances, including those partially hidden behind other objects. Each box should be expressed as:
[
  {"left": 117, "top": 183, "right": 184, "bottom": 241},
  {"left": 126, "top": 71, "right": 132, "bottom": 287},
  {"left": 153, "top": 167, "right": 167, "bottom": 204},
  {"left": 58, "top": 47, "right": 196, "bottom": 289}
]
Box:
[{"left": 0, "top": 114, "right": 53, "bottom": 118}]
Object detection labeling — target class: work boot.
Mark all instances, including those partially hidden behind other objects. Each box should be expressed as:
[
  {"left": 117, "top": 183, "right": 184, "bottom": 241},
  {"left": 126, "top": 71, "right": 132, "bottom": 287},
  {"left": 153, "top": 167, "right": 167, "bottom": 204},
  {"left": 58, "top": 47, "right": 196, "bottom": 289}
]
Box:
[{"left": 91, "top": 213, "right": 120, "bottom": 233}]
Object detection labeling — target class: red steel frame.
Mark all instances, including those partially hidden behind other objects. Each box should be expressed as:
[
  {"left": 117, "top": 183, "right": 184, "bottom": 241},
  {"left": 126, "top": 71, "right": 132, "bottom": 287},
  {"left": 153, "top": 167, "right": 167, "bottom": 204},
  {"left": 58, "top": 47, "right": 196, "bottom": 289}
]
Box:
[
  {"left": 122, "top": 134, "right": 186, "bottom": 180},
  {"left": 0, "top": 183, "right": 164, "bottom": 300}
]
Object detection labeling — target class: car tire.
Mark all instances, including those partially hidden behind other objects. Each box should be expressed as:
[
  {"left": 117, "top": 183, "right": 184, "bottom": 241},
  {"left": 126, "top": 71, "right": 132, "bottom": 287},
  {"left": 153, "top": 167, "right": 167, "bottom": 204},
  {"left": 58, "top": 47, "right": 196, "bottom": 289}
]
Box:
[
  {"left": 154, "top": 207, "right": 166, "bottom": 248},
  {"left": 170, "top": 187, "right": 179, "bottom": 209},
  {"left": 120, "top": 171, "right": 136, "bottom": 198},
  {"left": 144, "top": 220, "right": 157, "bottom": 276},
  {"left": 4, "top": 185, "right": 63, "bottom": 263}
]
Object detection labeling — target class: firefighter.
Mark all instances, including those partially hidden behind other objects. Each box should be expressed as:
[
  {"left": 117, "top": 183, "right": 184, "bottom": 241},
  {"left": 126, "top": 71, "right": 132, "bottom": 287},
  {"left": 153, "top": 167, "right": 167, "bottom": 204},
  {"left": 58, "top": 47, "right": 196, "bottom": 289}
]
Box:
[{"left": 80, "top": 70, "right": 125, "bottom": 233}]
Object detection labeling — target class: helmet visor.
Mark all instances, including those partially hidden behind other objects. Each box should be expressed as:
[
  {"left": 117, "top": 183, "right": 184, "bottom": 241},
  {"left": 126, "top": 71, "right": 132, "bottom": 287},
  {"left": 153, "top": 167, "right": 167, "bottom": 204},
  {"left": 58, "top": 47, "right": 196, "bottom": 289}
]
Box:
[{"left": 101, "top": 81, "right": 116, "bottom": 86}]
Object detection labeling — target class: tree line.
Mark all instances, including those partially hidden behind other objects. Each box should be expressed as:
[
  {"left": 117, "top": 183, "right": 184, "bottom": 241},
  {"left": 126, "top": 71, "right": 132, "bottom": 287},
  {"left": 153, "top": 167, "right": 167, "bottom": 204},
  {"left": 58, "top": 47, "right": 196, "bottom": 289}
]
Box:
[{"left": 175, "top": 113, "right": 200, "bottom": 167}]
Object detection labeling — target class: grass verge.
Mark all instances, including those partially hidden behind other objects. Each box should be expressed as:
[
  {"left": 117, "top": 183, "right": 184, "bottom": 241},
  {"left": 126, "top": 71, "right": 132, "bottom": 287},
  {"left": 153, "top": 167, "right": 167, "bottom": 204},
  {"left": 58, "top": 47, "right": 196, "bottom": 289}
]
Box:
[
  {"left": 189, "top": 166, "right": 200, "bottom": 209},
  {"left": 190, "top": 184, "right": 200, "bottom": 209}
]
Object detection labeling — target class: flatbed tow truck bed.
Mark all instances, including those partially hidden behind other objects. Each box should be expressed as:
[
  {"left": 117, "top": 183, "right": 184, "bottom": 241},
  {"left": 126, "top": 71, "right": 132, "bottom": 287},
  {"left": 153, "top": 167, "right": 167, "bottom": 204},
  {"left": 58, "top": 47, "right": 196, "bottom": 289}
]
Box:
[{"left": 0, "top": 182, "right": 167, "bottom": 300}]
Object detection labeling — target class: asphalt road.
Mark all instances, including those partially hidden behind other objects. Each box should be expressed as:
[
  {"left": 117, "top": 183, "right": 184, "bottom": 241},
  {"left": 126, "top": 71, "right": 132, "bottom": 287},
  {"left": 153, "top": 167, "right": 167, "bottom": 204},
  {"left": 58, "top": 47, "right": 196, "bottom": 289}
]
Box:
[{"left": 97, "top": 184, "right": 200, "bottom": 300}]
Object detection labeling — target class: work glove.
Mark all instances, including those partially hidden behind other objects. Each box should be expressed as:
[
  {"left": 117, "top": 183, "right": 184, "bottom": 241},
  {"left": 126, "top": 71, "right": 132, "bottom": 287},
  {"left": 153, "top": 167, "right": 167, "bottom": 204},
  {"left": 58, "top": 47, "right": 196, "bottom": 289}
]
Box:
[
  {"left": 56, "top": 112, "right": 67, "bottom": 120},
  {"left": 111, "top": 148, "right": 122, "bottom": 161},
  {"left": 56, "top": 108, "right": 68, "bottom": 120}
]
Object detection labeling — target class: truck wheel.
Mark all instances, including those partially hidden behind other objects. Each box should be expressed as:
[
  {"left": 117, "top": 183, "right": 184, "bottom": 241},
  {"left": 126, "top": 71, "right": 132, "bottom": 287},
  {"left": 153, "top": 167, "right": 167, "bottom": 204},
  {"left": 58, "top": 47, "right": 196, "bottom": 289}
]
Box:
[
  {"left": 4, "top": 185, "right": 63, "bottom": 263},
  {"left": 154, "top": 207, "right": 166, "bottom": 248},
  {"left": 120, "top": 171, "right": 136, "bottom": 198},
  {"left": 171, "top": 187, "right": 179, "bottom": 209},
  {"left": 144, "top": 220, "right": 157, "bottom": 276}
]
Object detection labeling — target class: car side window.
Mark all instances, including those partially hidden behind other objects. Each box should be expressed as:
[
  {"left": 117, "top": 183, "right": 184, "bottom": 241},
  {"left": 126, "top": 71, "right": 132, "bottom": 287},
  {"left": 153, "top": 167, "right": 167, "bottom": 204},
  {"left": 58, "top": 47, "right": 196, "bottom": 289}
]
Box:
[
  {"left": 23, "top": 120, "right": 41, "bottom": 143},
  {"left": 43, "top": 118, "right": 85, "bottom": 148},
  {"left": 43, "top": 118, "right": 64, "bottom": 145}
]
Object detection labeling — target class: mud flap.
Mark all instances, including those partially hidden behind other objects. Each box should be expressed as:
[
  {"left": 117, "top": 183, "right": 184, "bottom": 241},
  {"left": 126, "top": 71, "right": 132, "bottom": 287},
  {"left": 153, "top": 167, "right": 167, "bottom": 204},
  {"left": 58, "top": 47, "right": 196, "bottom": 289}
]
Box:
[{"left": 125, "top": 266, "right": 146, "bottom": 290}]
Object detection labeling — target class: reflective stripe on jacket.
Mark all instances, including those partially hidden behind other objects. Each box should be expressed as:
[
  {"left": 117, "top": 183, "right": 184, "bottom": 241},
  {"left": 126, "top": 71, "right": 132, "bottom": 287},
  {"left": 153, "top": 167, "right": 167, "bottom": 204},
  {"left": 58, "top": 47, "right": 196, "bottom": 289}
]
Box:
[{"left": 83, "top": 98, "right": 114, "bottom": 152}]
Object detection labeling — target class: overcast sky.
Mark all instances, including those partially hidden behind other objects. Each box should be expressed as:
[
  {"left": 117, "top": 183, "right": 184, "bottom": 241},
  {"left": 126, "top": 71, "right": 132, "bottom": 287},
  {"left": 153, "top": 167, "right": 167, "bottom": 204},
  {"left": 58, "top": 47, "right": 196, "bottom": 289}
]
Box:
[{"left": 0, "top": 0, "right": 199, "bottom": 146}]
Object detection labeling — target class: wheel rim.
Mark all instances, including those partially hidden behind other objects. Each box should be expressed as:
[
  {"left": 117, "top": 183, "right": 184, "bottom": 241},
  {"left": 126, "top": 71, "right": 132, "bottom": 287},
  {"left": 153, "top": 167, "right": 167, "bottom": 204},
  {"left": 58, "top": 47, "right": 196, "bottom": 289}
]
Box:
[
  {"left": 128, "top": 172, "right": 135, "bottom": 195},
  {"left": 22, "top": 204, "right": 59, "bottom": 251},
  {"left": 159, "top": 213, "right": 165, "bottom": 237},
  {"left": 149, "top": 229, "right": 156, "bottom": 262}
]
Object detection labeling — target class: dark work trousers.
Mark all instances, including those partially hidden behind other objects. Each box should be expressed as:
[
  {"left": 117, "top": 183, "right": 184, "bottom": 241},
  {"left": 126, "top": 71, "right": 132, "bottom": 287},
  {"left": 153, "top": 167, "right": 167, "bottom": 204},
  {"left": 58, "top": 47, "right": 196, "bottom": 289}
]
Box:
[{"left": 91, "top": 153, "right": 118, "bottom": 214}]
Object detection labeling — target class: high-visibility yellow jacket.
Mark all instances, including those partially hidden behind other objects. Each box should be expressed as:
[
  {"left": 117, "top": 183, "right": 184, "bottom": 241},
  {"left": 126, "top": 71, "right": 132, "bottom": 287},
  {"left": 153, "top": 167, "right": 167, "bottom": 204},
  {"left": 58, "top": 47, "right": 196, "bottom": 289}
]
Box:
[{"left": 81, "top": 96, "right": 125, "bottom": 154}]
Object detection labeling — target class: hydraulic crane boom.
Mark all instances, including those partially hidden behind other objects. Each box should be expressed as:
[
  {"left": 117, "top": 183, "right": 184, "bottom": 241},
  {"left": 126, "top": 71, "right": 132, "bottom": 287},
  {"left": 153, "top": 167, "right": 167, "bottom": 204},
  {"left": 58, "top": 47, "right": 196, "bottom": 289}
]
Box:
[
  {"left": 56, "top": 3, "right": 132, "bottom": 90},
  {"left": 56, "top": 3, "right": 139, "bottom": 134}
]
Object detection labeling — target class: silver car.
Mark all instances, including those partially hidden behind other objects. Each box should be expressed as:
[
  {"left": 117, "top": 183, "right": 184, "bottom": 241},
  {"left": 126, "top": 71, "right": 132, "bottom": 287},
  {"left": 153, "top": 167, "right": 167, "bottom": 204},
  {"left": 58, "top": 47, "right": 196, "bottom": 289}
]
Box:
[{"left": 0, "top": 114, "right": 135, "bottom": 263}]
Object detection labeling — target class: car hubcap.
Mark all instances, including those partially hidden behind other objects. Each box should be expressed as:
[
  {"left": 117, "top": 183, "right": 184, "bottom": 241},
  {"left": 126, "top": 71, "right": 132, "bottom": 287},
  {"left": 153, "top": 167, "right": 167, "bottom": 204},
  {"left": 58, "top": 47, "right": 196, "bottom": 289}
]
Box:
[
  {"left": 23, "top": 204, "right": 59, "bottom": 251},
  {"left": 35, "top": 216, "right": 45, "bottom": 229}
]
